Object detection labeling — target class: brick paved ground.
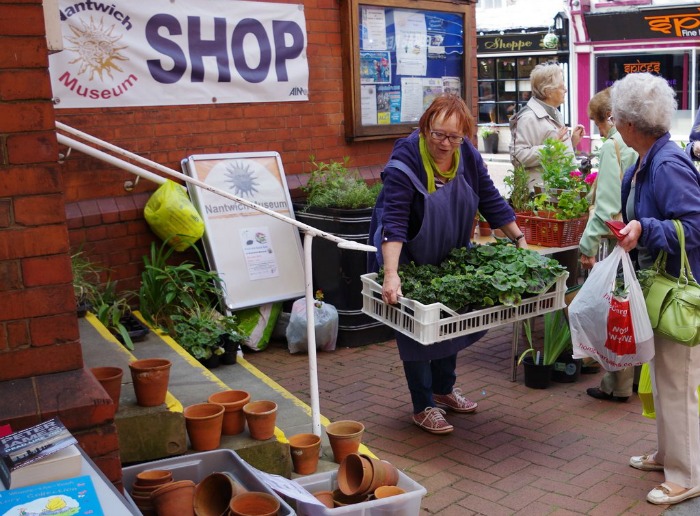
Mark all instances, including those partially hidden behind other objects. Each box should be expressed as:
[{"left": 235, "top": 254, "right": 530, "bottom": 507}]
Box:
[{"left": 245, "top": 323, "right": 671, "bottom": 515}]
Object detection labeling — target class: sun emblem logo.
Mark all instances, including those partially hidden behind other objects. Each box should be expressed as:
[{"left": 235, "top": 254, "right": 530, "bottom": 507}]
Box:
[
  {"left": 224, "top": 162, "right": 260, "bottom": 198},
  {"left": 65, "top": 17, "right": 128, "bottom": 81}
]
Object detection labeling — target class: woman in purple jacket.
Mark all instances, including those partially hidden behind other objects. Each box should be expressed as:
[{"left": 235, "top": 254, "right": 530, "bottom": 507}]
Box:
[
  {"left": 612, "top": 73, "right": 700, "bottom": 506},
  {"left": 368, "top": 94, "right": 527, "bottom": 435}
]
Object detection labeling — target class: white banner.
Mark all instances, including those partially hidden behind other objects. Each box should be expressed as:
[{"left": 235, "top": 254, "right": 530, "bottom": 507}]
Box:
[{"left": 49, "top": 0, "right": 309, "bottom": 108}]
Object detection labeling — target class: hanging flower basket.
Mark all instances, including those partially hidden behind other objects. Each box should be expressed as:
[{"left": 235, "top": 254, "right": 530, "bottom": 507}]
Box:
[{"left": 515, "top": 211, "right": 587, "bottom": 248}]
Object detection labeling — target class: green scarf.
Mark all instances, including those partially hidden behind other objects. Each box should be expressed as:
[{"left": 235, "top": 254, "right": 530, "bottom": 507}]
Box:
[{"left": 419, "top": 134, "right": 460, "bottom": 193}]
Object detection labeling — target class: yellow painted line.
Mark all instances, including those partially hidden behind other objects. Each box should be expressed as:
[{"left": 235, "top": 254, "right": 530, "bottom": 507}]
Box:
[{"left": 85, "top": 312, "right": 182, "bottom": 413}]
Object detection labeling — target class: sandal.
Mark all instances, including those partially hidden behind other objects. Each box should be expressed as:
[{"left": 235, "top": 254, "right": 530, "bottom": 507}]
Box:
[
  {"left": 647, "top": 482, "right": 700, "bottom": 505},
  {"left": 629, "top": 454, "right": 664, "bottom": 471}
]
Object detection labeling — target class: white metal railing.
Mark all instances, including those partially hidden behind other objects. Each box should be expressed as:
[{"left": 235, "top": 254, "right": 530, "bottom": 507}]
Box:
[{"left": 56, "top": 122, "right": 377, "bottom": 436}]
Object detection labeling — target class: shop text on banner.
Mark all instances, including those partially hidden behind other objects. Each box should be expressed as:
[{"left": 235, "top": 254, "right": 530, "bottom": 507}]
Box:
[{"left": 49, "top": 0, "right": 309, "bottom": 108}]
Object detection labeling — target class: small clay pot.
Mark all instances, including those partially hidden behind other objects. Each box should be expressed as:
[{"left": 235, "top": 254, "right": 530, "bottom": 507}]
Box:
[
  {"left": 361, "top": 454, "right": 399, "bottom": 493},
  {"left": 337, "top": 453, "right": 372, "bottom": 496},
  {"left": 332, "top": 488, "right": 370, "bottom": 507},
  {"left": 312, "top": 490, "right": 334, "bottom": 508},
  {"left": 134, "top": 469, "right": 173, "bottom": 487},
  {"left": 374, "top": 485, "right": 406, "bottom": 499},
  {"left": 288, "top": 433, "right": 321, "bottom": 475},
  {"left": 184, "top": 403, "right": 225, "bottom": 451},
  {"left": 242, "top": 400, "right": 278, "bottom": 441},
  {"left": 150, "top": 479, "right": 195, "bottom": 516},
  {"left": 229, "top": 491, "right": 280, "bottom": 516},
  {"left": 207, "top": 390, "right": 251, "bottom": 436},
  {"left": 193, "top": 472, "right": 239, "bottom": 516},
  {"left": 90, "top": 366, "right": 123, "bottom": 411},
  {"left": 129, "top": 358, "right": 172, "bottom": 407},
  {"left": 325, "top": 420, "right": 364, "bottom": 464}
]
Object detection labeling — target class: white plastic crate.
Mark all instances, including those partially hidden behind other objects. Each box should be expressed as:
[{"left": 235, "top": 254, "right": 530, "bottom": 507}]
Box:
[
  {"left": 361, "top": 272, "right": 568, "bottom": 345},
  {"left": 293, "top": 469, "right": 425, "bottom": 516}
]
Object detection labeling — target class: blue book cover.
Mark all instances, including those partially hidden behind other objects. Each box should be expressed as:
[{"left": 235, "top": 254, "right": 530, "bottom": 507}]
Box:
[{"left": 0, "top": 475, "right": 104, "bottom": 516}]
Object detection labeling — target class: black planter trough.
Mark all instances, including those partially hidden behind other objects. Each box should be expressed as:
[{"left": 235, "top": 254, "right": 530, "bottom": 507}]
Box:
[{"left": 293, "top": 204, "right": 393, "bottom": 347}]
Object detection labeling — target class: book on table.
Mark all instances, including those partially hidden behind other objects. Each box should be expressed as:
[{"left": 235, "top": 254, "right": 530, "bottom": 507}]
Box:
[
  {"left": 0, "top": 418, "right": 81, "bottom": 490},
  {"left": 0, "top": 474, "right": 104, "bottom": 515}
]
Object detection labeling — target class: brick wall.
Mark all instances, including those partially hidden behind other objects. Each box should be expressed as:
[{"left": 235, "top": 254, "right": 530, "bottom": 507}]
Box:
[
  {"left": 53, "top": 0, "right": 477, "bottom": 292},
  {"left": 0, "top": 0, "right": 82, "bottom": 378}
]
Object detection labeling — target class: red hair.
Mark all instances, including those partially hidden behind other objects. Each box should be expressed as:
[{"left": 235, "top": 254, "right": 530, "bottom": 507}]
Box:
[{"left": 419, "top": 94, "right": 474, "bottom": 138}]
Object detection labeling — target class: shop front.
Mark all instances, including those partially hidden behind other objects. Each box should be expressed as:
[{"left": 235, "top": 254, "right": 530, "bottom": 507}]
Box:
[
  {"left": 570, "top": 2, "right": 700, "bottom": 153},
  {"left": 475, "top": 12, "right": 570, "bottom": 153}
]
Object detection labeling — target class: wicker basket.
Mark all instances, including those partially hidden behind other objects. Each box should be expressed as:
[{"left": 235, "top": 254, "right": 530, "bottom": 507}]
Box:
[{"left": 515, "top": 212, "right": 587, "bottom": 248}]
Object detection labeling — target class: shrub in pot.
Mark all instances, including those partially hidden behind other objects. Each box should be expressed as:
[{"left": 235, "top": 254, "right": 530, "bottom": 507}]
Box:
[{"left": 171, "top": 306, "right": 226, "bottom": 366}]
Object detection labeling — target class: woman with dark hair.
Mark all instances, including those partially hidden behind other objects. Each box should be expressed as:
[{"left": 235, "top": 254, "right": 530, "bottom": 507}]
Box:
[
  {"left": 580, "top": 87, "right": 638, "bottom": 402},
  {"left": 612, "top": 72, "right": 700, "bottom": 506},
  {"left": 368, "top": 94, "right": 526, "bottom": 434}
]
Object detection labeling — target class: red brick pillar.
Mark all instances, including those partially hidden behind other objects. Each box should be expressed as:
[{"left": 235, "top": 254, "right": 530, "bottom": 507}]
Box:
[
  {"left": 0, "top": 0, "right": 82, "bottom": 379},
  {"left": 0, "top": 0, "right": 122, "bottom": 490}
]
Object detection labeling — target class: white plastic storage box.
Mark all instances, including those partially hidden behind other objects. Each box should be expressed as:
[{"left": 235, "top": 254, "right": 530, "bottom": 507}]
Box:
[
  {"left": 122, "top": 449, "right": 294, "bottom": 516},
  {"left": 361, "top": 272, "right": 568, "bottom": 345},
  {"left": 293, "top": 469, "right": 425, "bottom": 516}
]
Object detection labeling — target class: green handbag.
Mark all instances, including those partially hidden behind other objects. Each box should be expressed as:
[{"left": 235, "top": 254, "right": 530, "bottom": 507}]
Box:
[{"left": 641, "top": 220, "right": 700, "bottom": 346}]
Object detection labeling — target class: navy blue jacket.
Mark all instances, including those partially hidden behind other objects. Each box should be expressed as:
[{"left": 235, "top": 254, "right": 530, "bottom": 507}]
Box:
[{"left": 621, "top": 133, "right": 700, "bottom": 278}]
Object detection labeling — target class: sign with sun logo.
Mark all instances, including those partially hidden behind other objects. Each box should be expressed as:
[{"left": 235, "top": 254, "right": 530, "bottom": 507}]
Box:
[
  {"left": 182, "top": 152, "right": 305, "bottom": 310},
  {"left": 49, "top": 0, "right": 309, "bottom": 108}
]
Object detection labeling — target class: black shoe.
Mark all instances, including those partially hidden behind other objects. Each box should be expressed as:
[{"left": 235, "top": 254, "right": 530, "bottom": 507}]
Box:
[{"left": 586, "top": 387, "right": 629, "bottom": 402}]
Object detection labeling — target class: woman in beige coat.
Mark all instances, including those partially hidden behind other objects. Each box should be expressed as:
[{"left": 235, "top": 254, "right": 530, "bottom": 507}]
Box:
[{"left": 509, "top": 62, "right": 585, "bottom": 188}]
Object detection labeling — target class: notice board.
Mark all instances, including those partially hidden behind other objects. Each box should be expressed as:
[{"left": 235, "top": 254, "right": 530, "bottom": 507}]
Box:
[{"left": 182, "top": 152, "right": 305, "bottom": 310}]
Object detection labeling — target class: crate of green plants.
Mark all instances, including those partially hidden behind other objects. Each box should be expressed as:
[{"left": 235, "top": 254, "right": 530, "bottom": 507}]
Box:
[{"left": 361, "top": 242, "right": 568, "bottom": 345}]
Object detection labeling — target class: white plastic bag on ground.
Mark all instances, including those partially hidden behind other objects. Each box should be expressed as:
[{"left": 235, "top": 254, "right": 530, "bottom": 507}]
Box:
[
  {"left": 569, "top": 245, "right": 654, "bottom": 371},
  {"left": 285, "top": 298, "right": 338, "bottom": 354}
]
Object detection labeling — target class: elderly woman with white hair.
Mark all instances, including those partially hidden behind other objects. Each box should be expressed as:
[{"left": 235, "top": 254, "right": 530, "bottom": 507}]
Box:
[
  {"left": 612, "top": 72, "right": 700, "bottom": 506},
  {"left": 509, "top": 62, "right": 585, "bottom": 188}
]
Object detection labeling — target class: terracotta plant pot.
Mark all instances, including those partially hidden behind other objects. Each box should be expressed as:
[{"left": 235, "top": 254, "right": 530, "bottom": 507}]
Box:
[
  {"left": 193, "top": 472, "right": 240, "bottom": 516},
  {"left": 129, "top": 358, "right": 172, "bottom": 407},
  {"left": 90, "top": 366, "right": 123, "bottom": 411},
  {"left": 134, "top": 469, "right": 173, "bottom": 487},
  {"left": 242, "top": 400, "right": 278, "bottom": 441},
  {"left": 361, "top": 454, "right": 399, "bottom": 493},
  {"left": 332, "top": 489, "right": 370, "bottom": 507},
  {"left": 229, "top": 491, "right": 280, "bottom": 516},
  {"left": 337, "top": 453, "right": 373, "bottom": 496},
  {"left": 184, "top": 403, "right": 225, "bottom": 451},
  {"left": 374, "top": 485, "right": 406, "bottom": 499},
  {"left": 150, "top": 479, "right": 195, "bottom": 516},
  {"left": 288, "top": 433, "right": 321, "bottom": 475},
  {"left": 325, "top": 420, "right": 364, "bottom": 464},
  {"left": 313, "top": 490, "right": 334, "bottom": 508},
  {"left": 207, "top": 390, "right": 251, "bottom": 436}
]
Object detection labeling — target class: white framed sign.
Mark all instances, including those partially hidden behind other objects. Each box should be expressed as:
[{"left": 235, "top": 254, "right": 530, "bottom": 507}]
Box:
[{"left": 182, "top": 152, "right": 305, "bottom": 310}]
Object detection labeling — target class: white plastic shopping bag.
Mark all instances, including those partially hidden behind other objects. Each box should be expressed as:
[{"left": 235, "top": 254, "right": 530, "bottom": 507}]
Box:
[{"left": 569, "top": 245, "right": 654, "bottom": 371}]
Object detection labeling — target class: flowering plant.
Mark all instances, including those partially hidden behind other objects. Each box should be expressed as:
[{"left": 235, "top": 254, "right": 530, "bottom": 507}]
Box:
[{"left": 539, "top": 138, "right": 595, "bottom": 193}]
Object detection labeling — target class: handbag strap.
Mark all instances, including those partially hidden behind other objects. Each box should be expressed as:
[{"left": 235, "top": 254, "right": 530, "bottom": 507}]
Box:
[
  {"left": 674, "top": 219, "right": 696, "bottom": 285},
  {"left": 612, "top": 138, "right": 624, "bottom": 181}
]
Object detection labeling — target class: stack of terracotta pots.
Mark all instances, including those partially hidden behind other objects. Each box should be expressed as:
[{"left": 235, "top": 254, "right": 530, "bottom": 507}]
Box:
[
  {"left": 335, "top": 452, "right": 400, "bottom": 506},
  {"left": 129, "top": 470, "right": 173, "bottom": 515},
  {"left": 129, "top": 470, "right": 277, "bottom": 516}
]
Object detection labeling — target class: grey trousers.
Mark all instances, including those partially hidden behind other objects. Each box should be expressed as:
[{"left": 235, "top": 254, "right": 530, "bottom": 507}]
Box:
[
  {"left": 650, "top": 335, "right": 700, "bottom": 488},
  {"left": 600, "top": 367, "right": 635, "bottom": 397}
]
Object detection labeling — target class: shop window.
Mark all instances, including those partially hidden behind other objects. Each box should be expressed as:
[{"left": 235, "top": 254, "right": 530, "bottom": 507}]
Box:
[
  {"left": 595, "top": 51, "right": 697, "bottom": 137},
  {"left": 340, "top": 0, "right": 474, "bottom": 141},
  {"left": 477, "top": 55, "right": 556, "bottom": 125}
]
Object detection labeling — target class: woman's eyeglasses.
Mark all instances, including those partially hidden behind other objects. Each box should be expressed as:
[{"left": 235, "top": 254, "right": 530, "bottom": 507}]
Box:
[{"left": 429, "top": 131, "right": 464, "bottom": 145}]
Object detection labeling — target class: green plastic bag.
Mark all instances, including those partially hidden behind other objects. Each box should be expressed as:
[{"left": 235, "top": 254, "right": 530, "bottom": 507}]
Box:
[
  {"left": 235, "top": 303, "right": 282, "bottom": 351},
  {"left": 638, "top": 362, "right": 700, "bottom": 419},
  {"left": 144, "top": 180, "right": 204, "bottom": 252}
]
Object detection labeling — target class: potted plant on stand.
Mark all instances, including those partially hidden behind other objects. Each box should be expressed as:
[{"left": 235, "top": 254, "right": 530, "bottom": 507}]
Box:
[
  {"left": 479, "top": 125, "right": 499, "bottom": 154},
  {"left": 512, "top": 138, "right": 594, "bottom": 248},
  {"left": 293, "top": 156, "right": 388, "bottom": 347},
  {"left": 518, "top": 309, "right": 574, "bottom": 388}
]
